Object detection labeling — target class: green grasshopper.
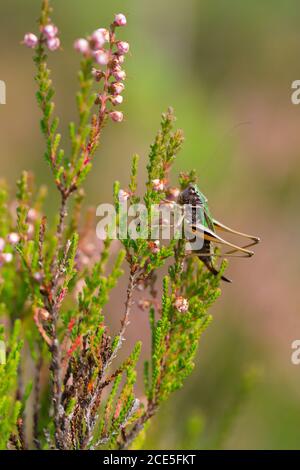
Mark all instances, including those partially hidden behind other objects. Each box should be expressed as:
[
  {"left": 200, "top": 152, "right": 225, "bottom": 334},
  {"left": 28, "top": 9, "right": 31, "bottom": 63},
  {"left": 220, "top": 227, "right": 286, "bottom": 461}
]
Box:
[{"left": 175, "top": 183, "right": 260, "bottom": 283}]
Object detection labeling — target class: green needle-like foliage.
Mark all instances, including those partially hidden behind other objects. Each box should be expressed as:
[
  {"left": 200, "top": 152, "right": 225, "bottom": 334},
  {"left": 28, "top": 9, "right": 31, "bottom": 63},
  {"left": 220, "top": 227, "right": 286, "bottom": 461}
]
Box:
[
  {"left": 0, "top": 0, "right": 228, "bottom": 450},
  {"left": 0, "top": 321, "right": 23, "bottom": 450}
]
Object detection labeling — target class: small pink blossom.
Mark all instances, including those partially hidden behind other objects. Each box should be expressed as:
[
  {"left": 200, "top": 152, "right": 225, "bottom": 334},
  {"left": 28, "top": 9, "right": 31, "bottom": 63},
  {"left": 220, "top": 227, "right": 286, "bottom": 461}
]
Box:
[
  {"left": 0, "top": 238, "right": 5, "bottom": 252},
  {"left": 43, "top": 24, "right": 58, "bottom": 39},
  {"left": 174, "top": 296, "right": 189, "bottom": 313},
  {"left": 98, "top": 28, "right": 110, "bottom": 42},
  {"left": 167, "top": 187, "right": 180, "bottom": 201},
  {"left": 118, "top": 189, "right": 130, "bottom": 202},
  {"left": 7, "top": 233, "right": 20, "bottom": 245},
  {"left": 91, "top": 31, "right": 105, "bottom": 49},
  {"left": 74, "top": 38, "right": 90, "bottom": 55},
  {"left": 116, "top": 41, "right": 130, "bottom": 55},
  {"left": 23, "top": 33, "right": 39, "bottom": 49},
  {"left": 39, "top": 308, "right": 50, "bottom": 321},
  {"left": 148, "top": 240, "right": 160, "bottom": 255},
  {"left": 91, "top": 28, "right": 109, "bottom": 48},
  {"left": 111, "top": 82, "right": 125, "bottom": 95},
  {"left": 113, "top": 68, "right": 126, "bottom": 81},
  {"left": 93, "top": 49, "right": 109, "bottom": 66},
  {"left": 92, "top": 68, "right": 105, "bottom": 81},
  {"left": 27, "top": 224, "right": 35, "bottom": 238},
  {"left": 111, "top": 94, "right": 123, "bottom": 105},
  {"left": 138, "top": 299, "right": 151, "bottom": 311},
  {"left": 110, "top": 111, "right": 124, "bottom": 122},
  {"left": 114, "top": 14, "right": 127, "bottom": 27},
  {"left": 2, "top": 253, "right": 13, "bottom": 264},
  {"left": 117, "top": 55, "right": 125, "bottom": 64},
  {"left": 27, "top": 208, "right": 38, "bottom": 222},
  {"left": 47, "top": 37, "right": 60, "bottom": 51},
  {"left": 33, "top": 272, "right": 43, "bottom": 283},
  {"left": 152, "top": 179, "right": 165, "bottom": 192}
]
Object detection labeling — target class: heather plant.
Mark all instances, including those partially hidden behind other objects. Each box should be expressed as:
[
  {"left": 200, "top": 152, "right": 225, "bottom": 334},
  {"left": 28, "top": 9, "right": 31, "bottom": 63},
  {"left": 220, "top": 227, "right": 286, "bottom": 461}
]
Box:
[{"left": 0, "top": 0, "right": 226, "bottom": 450}]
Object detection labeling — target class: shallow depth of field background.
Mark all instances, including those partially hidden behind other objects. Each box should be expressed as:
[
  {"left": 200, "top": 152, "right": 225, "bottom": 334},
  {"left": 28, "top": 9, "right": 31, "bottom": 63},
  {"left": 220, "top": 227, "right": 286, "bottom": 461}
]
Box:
[{"left": 1, "top": 0, "right": 300, "bottom": 449}]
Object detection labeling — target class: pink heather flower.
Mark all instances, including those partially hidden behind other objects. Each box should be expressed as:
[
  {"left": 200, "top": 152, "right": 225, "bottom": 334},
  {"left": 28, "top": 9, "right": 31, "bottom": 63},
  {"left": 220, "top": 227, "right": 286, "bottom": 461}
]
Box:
[
  {"left": 2, "top": 253, "right": 13, "bottom": 263},
  {"left": 113, "top": 68, "right": 126, "bottom": 81},
  {"left": 93, "top": 49, "right": 109, "bottom": 66},
  {"left": 39, "top": 308, "right": 50, "bottom": 321},
  {"left": 138, "top": 299, "right": 151, "bottom": 311},
  {"left": 114, "top": 14, "right": 127, "bottom": 27},
  {"left": 111, "top": 82, "right": 125, "bottom": 95},
  {"left": 33, "top": 272, "right": 43, "bottom": 283},
  {"left": 167, "top": 187, "right": 180, "bottom": 201},
  {"left": 47, "top": 37, "right": 60, "bottom": 51},
  {"left": 148, "top": 240, "right": 160, "bottom": 255},
  {"left": 27, "top": 224, "right": 35, "bottom": 237},
  {"left": 7, "top": 232, "right": 20, "bottom": 245},
  {"left": 27, "top": 208, "right": 38, "bottom": 222},
  {"left": 174, "top": 296, "right": 189, "bottom": 314},
  {"left": 91, "top": 28, "right": 109, "bottom": 48},
  {"left": 74, "top": 38, "right": 90, "bottom": 55},
  {"left": 111, "top": 94, "right": 123, "bottom": 105},
  {"left": 98, "top": 28, "right": 110, "bottom": 42},
  {"left": 116, "top": 41, "right": 130, "bottom": 55},
  {"left": 43, "top": 24, "right": 58, "bottom": 39},
  {"left": 0, "top": 238, "right": 5, "bottom": 252},
  {"left": 152, "top": 179, "right": 165, "bottom": 192},
  {"left": 117, "top": 55, "right": 125, "bottom": 64},
  {"left": 110, "top": 111, "right": 124, "bottom": 122},
  {"left": 118, "top": 189, "right": 130, "bottom": 202},
  {"left": 23, "top": 33, "right": 39, "bottom": 49},
  {"left": 92, "top": 68, "right": 105, "bottom": 80}
]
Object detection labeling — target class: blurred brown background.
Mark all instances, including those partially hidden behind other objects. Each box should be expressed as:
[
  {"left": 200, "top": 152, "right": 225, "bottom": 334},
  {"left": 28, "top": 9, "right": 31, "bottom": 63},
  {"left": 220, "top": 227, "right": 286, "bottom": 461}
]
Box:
[{"left": 1, "top": 0, "right": 300, "bottom": 449}]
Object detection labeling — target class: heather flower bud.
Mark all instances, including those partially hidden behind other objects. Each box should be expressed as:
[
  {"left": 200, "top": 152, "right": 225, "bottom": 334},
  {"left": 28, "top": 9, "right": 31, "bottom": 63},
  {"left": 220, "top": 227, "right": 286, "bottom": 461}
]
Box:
[
  {"left": 7, "top": 232, "right": 20, "bottom": 245},
  {"left": 148, "top": 240, "right": 160, "bottom": 254},
  {"left": 0, "top": 238, "right": 5, "bottom": 252},
  {"left": 39, "top": 308, "right": 50, "bottom": 321},
  {"left": 27, "top": 223, "right": 35, "bottom": 238},
  {"left": 113, "top": 68, "right": 126, "bottom": 81},
  {"left": 138, "top": 299, "right": 151, "bottom": 311},
  {"left": 92, "top": 69, "right": 105, "bottom": 82},
  {"left": 98, "top": 28, "right": 110, "bottom": 42},
  {"left": 114, "top": 14, "right": 127, "bottom": 27},
  {"left": 118, "top": 189, "right": 130, "bottom": 202},
  {"left": 27, "top": 208, "right": 38, "bottom": 222},
  {"left": 47, "top": 37, "right": 60, "bottom": 51},
  {"left": 110, "top": 111, "right": 124, "bottom": 122},
  {"left": 111, "top": 82, "right": 125, "bottom": 95},
  {"left": 74, "top": 38, "right": 90, "bottom": 55},
  {"left": 43, "top": 24, "right": 58, "bottom": 39},
  {"left": 117, "top": 55, "right": 125, "bottom": 64},
  {"left": 23, "top": 33, "right": 39, "bottom": 49},
  {"left": 2, "top": 253, "right": 13, "bottom": 263},
  {"left": 111, "top": 94, "right": 123, "bottom": 105},
  {"left": 152, "top": 179, "right": 165, "bottom": 191},
  {"left": 93, "top": 49, "right": 109, "bottom": 66},
  {"left": 91, "top": 28, "right": 109, "bottom": 48},
  {"left": 91, "top": 31, "right": 105, "bottom": 49},
  {"left": 167, "top": 187, "right": 180, "bottom": 201},
  {"left": 174, "top": 296, "right": 189, "bottom": 313},
  {"left": 33, "top": 272, "right": 43, "bottom": 283},
  {"left": 116, "top": 41, "right": 130, "bottom": 55}
]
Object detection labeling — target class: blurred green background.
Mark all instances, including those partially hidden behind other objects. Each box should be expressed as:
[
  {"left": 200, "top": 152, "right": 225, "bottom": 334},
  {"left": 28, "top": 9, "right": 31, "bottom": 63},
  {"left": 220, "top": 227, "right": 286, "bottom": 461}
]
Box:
[{"left": 1, "top": 0, "right": 300, "bottom": 449}]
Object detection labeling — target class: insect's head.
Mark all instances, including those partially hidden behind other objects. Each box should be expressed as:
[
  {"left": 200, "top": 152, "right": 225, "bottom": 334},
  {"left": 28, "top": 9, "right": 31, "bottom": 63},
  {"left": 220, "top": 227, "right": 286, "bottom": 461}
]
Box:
[{"left": 177, "top": 183, "right": 208, "bottom": 206}]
